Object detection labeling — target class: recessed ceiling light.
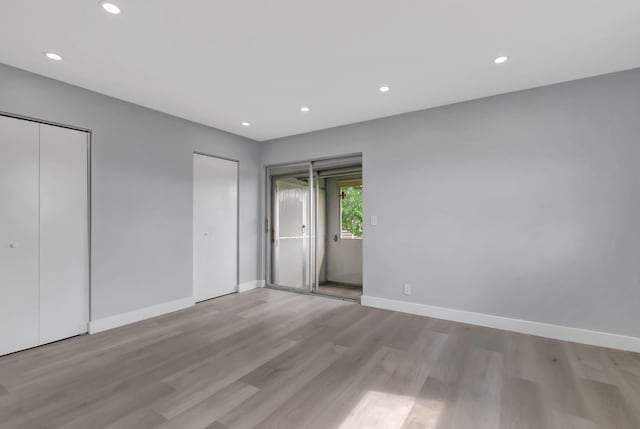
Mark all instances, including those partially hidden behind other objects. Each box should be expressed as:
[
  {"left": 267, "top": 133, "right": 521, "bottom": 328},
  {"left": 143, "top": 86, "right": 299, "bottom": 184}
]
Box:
[
  {"left": 379, "top": 86, "right": 390, "bottom": 93},
  {"left": 99, "top": 1, "right": 121, "bottom": 14},
  {"left": 45, "top": 52, "right": 63, "bottom": 61},
  {"left": 242, "top": 122, "right": 250, "bottom": 127},
  {"left": 300, "top": 107, "right": 310, "bottom": 112},
  {"left": 494, "top": 56, "right": 508, "bottom": 64}
]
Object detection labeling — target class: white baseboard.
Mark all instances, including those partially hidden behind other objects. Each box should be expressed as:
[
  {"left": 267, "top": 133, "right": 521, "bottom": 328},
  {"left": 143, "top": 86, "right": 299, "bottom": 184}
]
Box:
[
  {"left": 238, "top": 280, "right": 266, "bottom": 293},
  {"left": 361, "top": 295, "right": 640, "bottom": 353},
  {"left": 89, "top": 297, "right": 195, "bottom": 334}
]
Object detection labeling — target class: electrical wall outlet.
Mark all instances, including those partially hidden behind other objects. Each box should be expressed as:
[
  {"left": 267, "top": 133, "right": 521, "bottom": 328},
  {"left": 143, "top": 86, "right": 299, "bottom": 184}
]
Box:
[{"left": 403, "top": 283, "right": 412, "bottom": 295}]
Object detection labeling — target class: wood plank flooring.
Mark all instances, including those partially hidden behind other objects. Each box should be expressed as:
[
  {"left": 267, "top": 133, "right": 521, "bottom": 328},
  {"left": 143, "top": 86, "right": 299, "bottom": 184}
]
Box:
[{"left": 1, "top": 288, "right": 639, "bottom": 429}]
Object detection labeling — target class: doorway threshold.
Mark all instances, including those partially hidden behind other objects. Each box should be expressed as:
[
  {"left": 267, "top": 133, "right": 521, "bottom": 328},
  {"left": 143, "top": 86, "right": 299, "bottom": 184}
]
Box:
[{"left": 265, "top": 284, "right": 361, "bottom": 304}]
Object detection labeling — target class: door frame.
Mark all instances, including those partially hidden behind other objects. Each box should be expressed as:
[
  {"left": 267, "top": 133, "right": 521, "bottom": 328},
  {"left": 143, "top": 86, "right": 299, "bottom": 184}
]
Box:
[
  {"left": 263, "top": 154, "right": 363, "bottom": 300},
  {"left": 192, "top": 151, "right": 240, "bottom": 299},
  {"left": 0, "top": 111, "right": 93, "bottom": 326}
]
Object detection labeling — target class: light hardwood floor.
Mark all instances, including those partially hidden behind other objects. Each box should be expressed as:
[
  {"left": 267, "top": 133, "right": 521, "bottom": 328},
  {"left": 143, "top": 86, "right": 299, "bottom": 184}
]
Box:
[{"left": 1, "top": 288, "right": 639, "bottom": 429}]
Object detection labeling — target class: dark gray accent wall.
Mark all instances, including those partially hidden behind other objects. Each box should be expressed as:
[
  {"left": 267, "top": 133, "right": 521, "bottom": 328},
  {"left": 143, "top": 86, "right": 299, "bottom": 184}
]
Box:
[
  {"left": 0, "top": 63, "right": 261, "bottom": 320},
  {"left": 261, "top": 69, "right": 640, "bottom": 337}
]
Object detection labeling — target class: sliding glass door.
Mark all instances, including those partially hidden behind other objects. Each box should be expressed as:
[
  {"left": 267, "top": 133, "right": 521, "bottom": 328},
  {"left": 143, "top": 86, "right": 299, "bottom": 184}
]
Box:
[
  {"left": 272, "top": 175, "right": 310, "bottom": 289},
  {"left": 267, "top": 156, "right": 363, "bottom": 300},
  {"left": 269, "top": 163, "right": 313, "bottom": 291}
]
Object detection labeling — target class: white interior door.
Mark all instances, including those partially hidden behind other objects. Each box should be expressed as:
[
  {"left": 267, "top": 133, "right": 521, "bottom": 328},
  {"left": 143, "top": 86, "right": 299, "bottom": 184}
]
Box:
[
  {"left": 39, "top": 124, "right": 89, "bottom": 344},
  {"left": 0, "top": 116, "right": 40, "bottom": 356},
  {"left": 193, "top": 154, "right": 238, "bottom": 302}
]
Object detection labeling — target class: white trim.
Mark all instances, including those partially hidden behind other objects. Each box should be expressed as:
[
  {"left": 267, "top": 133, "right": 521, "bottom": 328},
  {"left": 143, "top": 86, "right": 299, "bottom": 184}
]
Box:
[
  {"left": 88, "top": 297, "right": 195, "bottom": 334},
  {"left": 361, "top": 295, "right": 640, "bottom": 353},
  {"left": 238, "top": 280, "right": 266, "bottom": 293}
]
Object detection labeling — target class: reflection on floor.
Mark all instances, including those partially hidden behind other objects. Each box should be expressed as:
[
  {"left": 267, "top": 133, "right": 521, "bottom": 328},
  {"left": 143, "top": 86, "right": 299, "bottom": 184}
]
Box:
[
  {"left": 317, "top": 282, "right": 362, "bottom": 299},
  {"left": 2, "top": 288, "right": 640, "bottom": 428}
]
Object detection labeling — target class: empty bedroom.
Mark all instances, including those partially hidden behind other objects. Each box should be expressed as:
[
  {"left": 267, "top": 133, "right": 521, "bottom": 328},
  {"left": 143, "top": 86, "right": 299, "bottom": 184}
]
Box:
[{"left": 1, "top": 1, "right": 640, "bottom": 428}]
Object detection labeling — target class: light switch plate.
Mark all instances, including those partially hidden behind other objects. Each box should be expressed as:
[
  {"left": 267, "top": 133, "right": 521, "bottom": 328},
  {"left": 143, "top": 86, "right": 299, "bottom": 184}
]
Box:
[{"left": 370, "top": 215, "right": 378, "bottom": 226}]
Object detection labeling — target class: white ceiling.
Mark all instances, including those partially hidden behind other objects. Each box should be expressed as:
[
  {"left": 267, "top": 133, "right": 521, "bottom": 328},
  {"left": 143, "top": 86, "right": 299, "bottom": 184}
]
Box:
[{"left": 1, "top": 1, "right": 639, "bottom": 141}]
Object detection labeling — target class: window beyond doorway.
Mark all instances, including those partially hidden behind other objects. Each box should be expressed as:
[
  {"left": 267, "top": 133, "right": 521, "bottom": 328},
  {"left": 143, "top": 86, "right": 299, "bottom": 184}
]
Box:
[{"left": 338, "top": 178, "right": 363, "bottom": 239}]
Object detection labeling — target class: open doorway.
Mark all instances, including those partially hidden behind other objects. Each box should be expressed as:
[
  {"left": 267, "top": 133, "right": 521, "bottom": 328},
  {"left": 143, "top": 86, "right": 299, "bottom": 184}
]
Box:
[
  {"left": 266, "top": 155, "right": 363, "bottom": 301},
  {"left": 316, "top": 172, "right": 363, "bottom": 299}
]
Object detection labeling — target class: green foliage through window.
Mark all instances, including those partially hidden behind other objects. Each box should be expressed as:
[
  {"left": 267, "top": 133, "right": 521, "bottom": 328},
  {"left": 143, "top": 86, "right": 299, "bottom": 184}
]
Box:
[{"left": 341, "top": 186, "right": 363, "bottom": 238}]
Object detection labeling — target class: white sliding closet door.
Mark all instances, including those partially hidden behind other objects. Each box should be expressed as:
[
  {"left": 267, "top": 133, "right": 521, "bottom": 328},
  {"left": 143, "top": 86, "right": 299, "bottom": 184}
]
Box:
[
  {"left": 39, "top": 124, "right": 89, "bottom": 344},
  {"left": 193, "top": 154, "right": 238, "bottom": 302},
  {"left": 0, "top": 116, "right": 40, "bottom": 356},
  {"left": 0, "top": 115, "right": 89, "bottom": 356}
]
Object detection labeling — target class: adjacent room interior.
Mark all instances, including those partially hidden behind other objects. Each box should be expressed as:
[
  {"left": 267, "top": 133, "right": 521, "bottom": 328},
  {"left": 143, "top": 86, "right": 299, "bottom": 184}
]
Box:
[{"left": 1, "top": 1, "right": 640, "bottom": 428}]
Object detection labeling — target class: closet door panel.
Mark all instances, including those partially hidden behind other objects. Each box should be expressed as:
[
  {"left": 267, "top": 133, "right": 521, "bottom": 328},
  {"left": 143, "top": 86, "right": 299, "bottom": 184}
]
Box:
[
  {"left": 0, "top": 116, "right": 40, "bottom": 356},
  {"left": 39, "top": 124, "right": 89, "bottom": 344},
  {"left": 193, "top": 154, "right": 238, "bottom": 302}
]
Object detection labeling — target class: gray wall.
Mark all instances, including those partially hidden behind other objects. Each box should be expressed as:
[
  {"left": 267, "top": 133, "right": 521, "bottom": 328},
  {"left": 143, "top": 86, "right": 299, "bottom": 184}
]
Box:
[
  {"left": 4, "top": 60, "right": 639, "bottom": 338},
  {"left": 261, "top": 69, "right": 640, "bottom": 338},
  {"left": 0, "top": 63, "right": 262, "bottom": 320}
]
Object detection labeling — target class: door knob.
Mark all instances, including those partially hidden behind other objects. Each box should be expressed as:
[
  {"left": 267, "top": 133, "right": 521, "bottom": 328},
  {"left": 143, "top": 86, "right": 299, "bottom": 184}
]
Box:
[{"left": 9, "top": 243, "right": 17, "bottom": 248}]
